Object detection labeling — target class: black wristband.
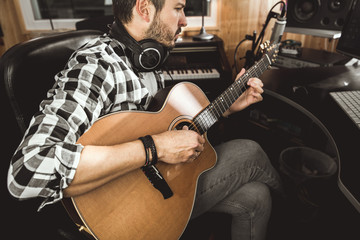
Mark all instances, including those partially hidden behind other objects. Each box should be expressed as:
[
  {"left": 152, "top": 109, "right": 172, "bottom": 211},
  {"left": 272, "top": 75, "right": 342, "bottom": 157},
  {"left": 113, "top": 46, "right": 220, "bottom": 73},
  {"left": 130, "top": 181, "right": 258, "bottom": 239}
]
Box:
[
  {"left": 138, "top": 135, "right": 158, "bottom": 166},
  {"left": 145, "top": 135, "right": 158, "bottom": 165},
  {"left": 139, "top": 136, "right": 150, "bottom": 166}
]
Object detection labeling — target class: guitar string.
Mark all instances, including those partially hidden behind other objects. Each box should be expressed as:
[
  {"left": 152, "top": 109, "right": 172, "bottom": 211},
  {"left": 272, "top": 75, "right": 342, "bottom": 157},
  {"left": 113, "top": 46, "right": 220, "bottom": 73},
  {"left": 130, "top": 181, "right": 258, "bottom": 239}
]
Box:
[
  {"left": 188, "top": 56, "right": 269, "bottom": 134},
  {"left": 187, "top": 46, "right": 276, "bottom": 134},
  {"left": 203, "top": 58, "right": 266, "bottom": 129}
]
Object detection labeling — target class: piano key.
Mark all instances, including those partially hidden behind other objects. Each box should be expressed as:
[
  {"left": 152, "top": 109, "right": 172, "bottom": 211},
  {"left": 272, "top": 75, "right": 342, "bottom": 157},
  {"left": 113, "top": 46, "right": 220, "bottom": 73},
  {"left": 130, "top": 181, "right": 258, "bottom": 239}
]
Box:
[{"left": 162, "top": 68, "right": 220, "bottom": 81}]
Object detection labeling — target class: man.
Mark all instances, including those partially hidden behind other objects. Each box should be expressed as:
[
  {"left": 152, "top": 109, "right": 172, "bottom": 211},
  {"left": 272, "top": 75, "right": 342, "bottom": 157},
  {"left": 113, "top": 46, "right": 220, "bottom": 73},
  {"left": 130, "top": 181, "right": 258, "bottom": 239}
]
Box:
[{"left": 8, "top": 0, "right": 282, "bottom": 239}]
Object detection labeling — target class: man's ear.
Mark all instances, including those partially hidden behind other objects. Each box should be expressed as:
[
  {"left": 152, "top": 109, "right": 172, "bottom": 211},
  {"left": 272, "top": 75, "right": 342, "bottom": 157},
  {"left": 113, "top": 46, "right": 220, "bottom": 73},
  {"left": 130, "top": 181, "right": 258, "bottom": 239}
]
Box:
[{"left": 135, "top": 0, "right": 153, "bottom": 22}]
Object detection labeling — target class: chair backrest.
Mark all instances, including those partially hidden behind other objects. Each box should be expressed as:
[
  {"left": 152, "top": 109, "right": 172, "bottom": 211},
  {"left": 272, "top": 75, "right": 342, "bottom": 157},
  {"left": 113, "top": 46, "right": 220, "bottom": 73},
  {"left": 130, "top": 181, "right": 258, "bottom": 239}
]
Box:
[
  {"left": 0, "top": 30, "right": 103, "bottom": 134},
  {"left": 75, "top": 15, "right": 114, "bottom": 33}
]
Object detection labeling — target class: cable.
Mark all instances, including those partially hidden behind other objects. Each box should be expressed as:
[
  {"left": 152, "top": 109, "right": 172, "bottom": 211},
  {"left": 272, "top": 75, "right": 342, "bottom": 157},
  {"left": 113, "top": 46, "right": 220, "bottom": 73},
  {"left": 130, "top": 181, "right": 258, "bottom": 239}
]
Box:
[
  {"left": 234, "top": 31, "right": 257, "bottom": 73},
  {"left": 234, "top": 1, "right": 286, "bottom": 71},
  {"left": 234, "top": 38, "right": 248, "bottom": 73}
]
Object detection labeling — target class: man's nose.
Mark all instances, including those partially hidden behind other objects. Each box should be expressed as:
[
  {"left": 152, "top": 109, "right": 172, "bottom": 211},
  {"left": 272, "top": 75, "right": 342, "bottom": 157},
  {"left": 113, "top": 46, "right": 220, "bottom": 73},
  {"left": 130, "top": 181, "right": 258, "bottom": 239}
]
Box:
[{"left": 179, "top": 11, "right": 187, "bottom": 27}]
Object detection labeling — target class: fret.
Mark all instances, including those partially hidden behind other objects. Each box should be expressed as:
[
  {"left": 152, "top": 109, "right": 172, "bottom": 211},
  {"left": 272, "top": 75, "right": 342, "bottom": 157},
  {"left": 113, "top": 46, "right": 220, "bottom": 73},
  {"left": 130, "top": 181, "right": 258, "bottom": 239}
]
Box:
[
  {"left": 209, "top": 104, "right": 221, "bottom": 119},
  {"left": 192, "top": 43, "right": 278, "bottom": 134},
  {"left": 203, "top": 109, "right": 217, "bottom": 125},
  {"left": 195, "top": 109, "right": 215, "bottom": 135},
  {"left": 224, "top": 90, "right": 234, "bottom": 107},
  {"left": 259, "top": 59, "right": 265, "bottom": 73},
  {"left": 194, "top": 116, "right": 206, "bottom": 134},
  {"left": 227, "top": 85, "right": 237, "bottom": 102},
  {"left": 217, "top": 96, "right": 227, "bottom": 112},
  {"left": 255, "top": 64, "right": 262, "bottom": 78},
  {"left": 234, "top": 76, "right": 245, "bottom": 94},
  {"left": 262, "top": 58, "right": 267, "bottom": 71},
  {"left": 221, "top": 91, "right": 230, "bottom": 108},
  {"left": 252, "top": 65, "right": 259, "bottom": 78},
  {"left": 208, "top": 103, "right": 221, "bottom": 119},
  {"left": 196, "top": 121, "right": 206, "bottom": 134},
  {"left": 237, "top": 75, "right": 248, "bottom": 92},
  {"left": 260, "top": 58, "right": 268, "bottom": 71},
  {"left": 264, "top": 53, "right": 272, "bottom": 67},
  {"left": 224, "top": 90, "right": 234, "bottom": 106}
]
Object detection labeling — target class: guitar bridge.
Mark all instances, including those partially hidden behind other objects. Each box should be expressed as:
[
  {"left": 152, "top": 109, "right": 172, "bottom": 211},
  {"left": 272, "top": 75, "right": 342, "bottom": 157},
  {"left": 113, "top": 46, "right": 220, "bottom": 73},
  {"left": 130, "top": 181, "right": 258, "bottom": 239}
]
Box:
[{"left": 141, "top": 165, "right": 173, "bottom": 199}]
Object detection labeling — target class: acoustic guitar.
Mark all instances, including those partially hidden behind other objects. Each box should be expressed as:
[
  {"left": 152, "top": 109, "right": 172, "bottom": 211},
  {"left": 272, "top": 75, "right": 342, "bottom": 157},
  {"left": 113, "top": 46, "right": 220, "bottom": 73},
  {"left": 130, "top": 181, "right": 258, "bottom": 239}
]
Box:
[{"left": 62, "top": 42, "right": 279, "bottom": 240}]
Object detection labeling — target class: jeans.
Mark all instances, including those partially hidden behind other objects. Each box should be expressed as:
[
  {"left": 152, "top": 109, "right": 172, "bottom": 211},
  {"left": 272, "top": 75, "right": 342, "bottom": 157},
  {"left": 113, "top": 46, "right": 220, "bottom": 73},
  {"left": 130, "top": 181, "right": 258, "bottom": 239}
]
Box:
[{"left": 191, "top": 139, "right": 282, "bottom": 240}]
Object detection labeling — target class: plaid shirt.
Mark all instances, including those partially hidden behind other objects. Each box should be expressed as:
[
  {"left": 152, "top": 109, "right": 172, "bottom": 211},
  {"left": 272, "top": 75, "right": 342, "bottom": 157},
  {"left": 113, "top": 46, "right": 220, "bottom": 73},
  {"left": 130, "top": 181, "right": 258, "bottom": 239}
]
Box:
[{"left": 7, "top": 34, "right": 165, "bottom": 210}]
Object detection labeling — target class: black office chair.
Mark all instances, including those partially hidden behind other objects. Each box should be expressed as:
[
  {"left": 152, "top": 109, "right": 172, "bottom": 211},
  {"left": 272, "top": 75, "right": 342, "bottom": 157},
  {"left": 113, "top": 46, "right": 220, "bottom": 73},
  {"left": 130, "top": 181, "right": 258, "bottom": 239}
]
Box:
[
  {"left": 75, "top": 15, "right": 114, "bottom": 33},
  {"left": 0, "top": 29, "right": 103, "bottom": 240},
  {"left": 1, "top": 29, "right": 103, "bottom": 135}
]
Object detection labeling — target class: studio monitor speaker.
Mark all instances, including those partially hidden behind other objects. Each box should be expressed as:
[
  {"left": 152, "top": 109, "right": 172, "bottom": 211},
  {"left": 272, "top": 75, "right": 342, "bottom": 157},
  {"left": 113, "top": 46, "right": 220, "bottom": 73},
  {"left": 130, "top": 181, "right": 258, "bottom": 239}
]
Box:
[{"left": 286, "top": 0, "right": 353, "bottom": 30}]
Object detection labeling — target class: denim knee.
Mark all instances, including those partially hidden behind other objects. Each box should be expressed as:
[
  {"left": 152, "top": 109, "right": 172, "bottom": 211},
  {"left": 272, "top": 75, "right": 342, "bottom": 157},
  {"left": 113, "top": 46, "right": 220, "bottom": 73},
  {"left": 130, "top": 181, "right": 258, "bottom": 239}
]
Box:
[
  {"left": 238, "top": 139, "right": 269, "bottom": 164},
  {"left": 219, "top": 139, "right": 271, "bottom": 169},
  {"left": 214, "top": 139, "right": 282, "bottom": 193},
  {"left": 232, "top": 182, "right": 272, "bottom": 221}
]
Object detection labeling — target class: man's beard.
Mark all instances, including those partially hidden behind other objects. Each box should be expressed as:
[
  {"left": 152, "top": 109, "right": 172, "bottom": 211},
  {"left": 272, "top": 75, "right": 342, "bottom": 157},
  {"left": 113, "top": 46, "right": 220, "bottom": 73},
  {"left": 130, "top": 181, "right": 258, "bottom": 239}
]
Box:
[{"left": 145, "top": 15, "right": 181, "bottom": 48}]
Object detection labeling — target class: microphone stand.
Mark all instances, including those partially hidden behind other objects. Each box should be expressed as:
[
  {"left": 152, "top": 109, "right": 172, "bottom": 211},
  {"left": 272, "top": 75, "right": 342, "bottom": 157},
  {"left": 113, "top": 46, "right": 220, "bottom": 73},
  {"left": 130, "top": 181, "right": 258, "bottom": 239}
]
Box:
[
  {"left": 193, "top": 0, "right": 214, "bottom": 40},
  {"left": 45, "top": 0, "right": 54, "bottom": 30}
]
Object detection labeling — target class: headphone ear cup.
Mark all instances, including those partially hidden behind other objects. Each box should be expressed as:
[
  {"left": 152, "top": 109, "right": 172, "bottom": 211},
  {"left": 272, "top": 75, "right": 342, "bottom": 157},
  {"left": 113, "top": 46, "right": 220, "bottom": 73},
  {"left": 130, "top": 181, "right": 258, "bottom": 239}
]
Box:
[
  {"left": 110, "top": 21, "right": 169, "bottom": 72},
  {"left": 133, "top": 40, "right": 167, "bottom": 71}
]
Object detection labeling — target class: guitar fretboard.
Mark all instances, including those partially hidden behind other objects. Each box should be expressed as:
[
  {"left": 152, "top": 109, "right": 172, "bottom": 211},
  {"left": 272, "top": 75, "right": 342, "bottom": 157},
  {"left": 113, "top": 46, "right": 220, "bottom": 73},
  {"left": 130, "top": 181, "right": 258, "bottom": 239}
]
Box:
[{"left": 192, "top": 50, "right": 274, "bottom": 135}]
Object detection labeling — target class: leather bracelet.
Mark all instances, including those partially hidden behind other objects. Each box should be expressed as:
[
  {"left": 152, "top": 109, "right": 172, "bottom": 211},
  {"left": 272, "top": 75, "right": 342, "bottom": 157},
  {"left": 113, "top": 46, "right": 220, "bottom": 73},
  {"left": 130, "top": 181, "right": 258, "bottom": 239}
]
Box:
[
  {"left": 139, "top": 136, "right": 150, "bottom": 166},
  {"left": 145, "top": 135, "right": 158, "bottom": 165},
  {"left": 138, "top": 135, "right": 158, "bottom": 166}
]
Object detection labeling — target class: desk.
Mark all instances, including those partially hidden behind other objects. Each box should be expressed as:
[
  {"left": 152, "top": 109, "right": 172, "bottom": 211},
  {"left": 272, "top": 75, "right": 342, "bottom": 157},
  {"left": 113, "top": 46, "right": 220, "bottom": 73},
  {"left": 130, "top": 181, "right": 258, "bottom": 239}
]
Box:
[{"left": 260, "top": 65, "right": 360, "bottom": 213}]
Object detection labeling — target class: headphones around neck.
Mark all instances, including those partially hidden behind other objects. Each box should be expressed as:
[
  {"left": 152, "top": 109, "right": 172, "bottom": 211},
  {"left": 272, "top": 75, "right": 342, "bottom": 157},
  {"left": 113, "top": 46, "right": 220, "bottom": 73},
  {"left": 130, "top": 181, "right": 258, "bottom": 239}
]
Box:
[{"left": 110, "top": 20, "right": 169, "bottom": 72}]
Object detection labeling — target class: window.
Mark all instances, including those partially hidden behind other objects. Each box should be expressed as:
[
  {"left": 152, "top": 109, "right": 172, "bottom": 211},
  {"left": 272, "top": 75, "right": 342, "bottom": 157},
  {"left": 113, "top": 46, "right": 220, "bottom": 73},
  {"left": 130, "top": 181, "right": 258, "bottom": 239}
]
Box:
[
  {"left": 18, "top": 0, "right": 218, "bottom": 31},
  {"left": 185, "top": 0, "right": 218, "bottom": 29}
]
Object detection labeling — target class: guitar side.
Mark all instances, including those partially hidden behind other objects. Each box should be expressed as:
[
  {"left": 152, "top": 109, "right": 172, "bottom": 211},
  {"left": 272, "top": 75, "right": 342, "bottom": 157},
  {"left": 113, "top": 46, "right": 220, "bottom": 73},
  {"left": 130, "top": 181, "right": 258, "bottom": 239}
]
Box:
[{"left": 63, "top": 82, "right": 217, "bottom": 240}]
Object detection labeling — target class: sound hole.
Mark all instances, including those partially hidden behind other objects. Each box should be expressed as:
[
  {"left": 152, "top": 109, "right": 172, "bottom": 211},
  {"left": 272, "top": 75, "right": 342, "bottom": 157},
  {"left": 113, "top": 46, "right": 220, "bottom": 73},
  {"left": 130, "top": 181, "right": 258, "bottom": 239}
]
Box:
[
  {"left": 174, "top": 121, "right": 192, "bottom": 130},
  {"left": 172, "top": 119, "right": 199, "bottom": 133}
]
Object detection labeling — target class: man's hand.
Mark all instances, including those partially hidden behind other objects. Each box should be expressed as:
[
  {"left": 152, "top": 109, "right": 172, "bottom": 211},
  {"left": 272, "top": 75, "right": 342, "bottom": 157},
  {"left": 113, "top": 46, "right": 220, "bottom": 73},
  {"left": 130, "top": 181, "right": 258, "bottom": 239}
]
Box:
[
  {"left": 152, "top": 126, "right": 205, "bottom": 164},
  {"left": 224, "top": 68, "right": 264, "bottom": 117}
]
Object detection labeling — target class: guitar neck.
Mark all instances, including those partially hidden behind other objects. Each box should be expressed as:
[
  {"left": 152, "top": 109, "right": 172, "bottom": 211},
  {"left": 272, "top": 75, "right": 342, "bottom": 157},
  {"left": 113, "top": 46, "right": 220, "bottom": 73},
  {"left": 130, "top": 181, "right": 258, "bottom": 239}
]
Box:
[{"left": 193, "top": 45, "right": 276, "bottom": 135}]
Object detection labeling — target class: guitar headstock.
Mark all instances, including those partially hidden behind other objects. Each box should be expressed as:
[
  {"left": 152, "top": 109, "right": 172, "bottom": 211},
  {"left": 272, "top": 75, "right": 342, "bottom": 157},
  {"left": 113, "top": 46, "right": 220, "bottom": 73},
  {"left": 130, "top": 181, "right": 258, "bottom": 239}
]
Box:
[{"left": 260, "top": 40, "right": 279, "bottom": 65}]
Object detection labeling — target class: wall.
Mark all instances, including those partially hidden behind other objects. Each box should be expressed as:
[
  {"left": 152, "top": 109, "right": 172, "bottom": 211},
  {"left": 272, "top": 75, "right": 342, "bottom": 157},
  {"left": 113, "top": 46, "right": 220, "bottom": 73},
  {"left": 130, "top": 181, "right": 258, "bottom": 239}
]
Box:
[
  {"left": 0, "top": 0, "right": 339, "bottom": 72},
  {"left": 216, "top": 0, "right": 280, "bottom": 71},
  {"left": 0, "top": 0, "right": 28, "bottom": 52},
  {"left": 212, "top": 0, "right": 339, "bottom": 74}
]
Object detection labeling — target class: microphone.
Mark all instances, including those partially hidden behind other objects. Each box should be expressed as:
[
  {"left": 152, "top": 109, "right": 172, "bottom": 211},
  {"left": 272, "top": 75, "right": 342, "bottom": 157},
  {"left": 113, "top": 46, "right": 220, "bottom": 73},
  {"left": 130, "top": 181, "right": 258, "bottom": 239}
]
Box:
[{"left": 270, "top": 15, "right": 287, "bottom": 44}]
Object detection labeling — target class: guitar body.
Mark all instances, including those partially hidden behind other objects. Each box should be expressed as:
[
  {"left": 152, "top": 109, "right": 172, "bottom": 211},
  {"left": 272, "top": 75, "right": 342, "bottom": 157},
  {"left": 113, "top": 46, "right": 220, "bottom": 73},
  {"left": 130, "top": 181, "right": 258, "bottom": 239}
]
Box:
[{"left": 63, "top": 82, "right": 217, "bottom": 240}]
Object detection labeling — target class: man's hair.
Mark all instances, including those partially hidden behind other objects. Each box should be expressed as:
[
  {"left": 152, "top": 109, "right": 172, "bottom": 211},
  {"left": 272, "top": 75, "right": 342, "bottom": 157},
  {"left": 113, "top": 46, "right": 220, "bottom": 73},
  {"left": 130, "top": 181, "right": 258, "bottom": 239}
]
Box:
[{"left": 113, "top": 0, "right": 165, "bottom": 24}]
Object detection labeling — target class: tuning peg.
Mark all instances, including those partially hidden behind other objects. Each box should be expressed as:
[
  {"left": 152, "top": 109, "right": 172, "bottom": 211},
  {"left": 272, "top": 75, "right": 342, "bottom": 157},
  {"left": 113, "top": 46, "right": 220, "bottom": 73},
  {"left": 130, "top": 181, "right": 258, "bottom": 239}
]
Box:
[{"left": 260, "top": 44, "right": 265, "bottom": 53}]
